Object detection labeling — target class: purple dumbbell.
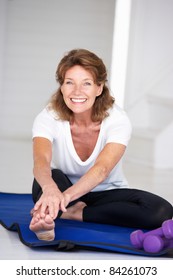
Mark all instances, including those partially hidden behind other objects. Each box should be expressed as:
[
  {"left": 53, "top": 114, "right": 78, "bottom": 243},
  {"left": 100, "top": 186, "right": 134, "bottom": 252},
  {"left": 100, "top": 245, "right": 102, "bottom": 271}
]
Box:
[
  {"left": 142, "top": 235, "right": 173, "bottom": 253},
  {"left": 130, "top": 219, "right": 173, "bottom": 249}
]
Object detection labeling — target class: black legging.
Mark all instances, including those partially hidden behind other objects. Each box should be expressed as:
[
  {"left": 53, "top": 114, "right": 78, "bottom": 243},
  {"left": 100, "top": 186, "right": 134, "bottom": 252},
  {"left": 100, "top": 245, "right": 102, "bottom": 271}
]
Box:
[{"left": 32, "top": 169, "right": 173, "bottom": 229}]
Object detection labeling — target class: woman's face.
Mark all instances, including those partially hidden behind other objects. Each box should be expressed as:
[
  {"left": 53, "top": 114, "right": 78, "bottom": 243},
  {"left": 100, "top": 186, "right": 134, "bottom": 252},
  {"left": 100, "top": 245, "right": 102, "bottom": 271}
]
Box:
[{"left": 61, "top": 65, "right": 103, "bottom": 116}]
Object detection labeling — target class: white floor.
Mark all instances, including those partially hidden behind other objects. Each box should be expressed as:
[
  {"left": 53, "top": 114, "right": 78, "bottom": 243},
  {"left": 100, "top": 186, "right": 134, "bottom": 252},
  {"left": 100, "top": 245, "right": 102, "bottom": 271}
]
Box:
[{"left": 0, "top": 139, "right": 173, "bottom": 260}]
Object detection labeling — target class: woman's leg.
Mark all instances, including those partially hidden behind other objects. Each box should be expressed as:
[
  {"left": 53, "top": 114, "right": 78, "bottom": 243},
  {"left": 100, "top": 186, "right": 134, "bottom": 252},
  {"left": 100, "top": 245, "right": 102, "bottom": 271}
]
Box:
[
  {"left": 30, "top": 169, "right": 82, "bottom": 240},
  {"left": 32, "top": 169, "right": 73, "bottom": 203},
  {"left": 81, "top": 189, "right": 173, "bottom": 229},
  {"left": 32, "top": 169, "right": 83, "bottom": 216}
]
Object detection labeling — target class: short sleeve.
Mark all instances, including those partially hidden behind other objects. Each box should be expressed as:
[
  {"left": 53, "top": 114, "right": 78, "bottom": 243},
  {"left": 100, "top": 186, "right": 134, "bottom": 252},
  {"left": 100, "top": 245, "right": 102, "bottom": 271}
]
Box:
[
  {"left": 105, "top": 107, "right": 132, "bottom": 146},
  {"left": 32, "top": 108, "right": 55, "bottom": 142}
]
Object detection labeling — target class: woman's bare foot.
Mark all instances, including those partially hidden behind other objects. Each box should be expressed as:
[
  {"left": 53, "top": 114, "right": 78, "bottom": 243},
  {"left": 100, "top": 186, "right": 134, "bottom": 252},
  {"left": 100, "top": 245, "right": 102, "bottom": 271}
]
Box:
[
  {"left": 29, "top": 211, "right": 55, "bottom": 241},
  {"left": 61, "top": 201, "right": 86, "bottom": 221}
]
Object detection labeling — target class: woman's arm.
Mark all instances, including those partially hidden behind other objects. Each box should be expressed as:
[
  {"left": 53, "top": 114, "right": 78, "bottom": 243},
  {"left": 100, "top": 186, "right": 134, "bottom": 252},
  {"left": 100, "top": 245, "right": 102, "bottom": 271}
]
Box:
[
  {"left": 32, "top": 137, "right": 67, "bottom": 219},
  {"left": 62, "top": 142, "right": 126, "bottom": 204}
]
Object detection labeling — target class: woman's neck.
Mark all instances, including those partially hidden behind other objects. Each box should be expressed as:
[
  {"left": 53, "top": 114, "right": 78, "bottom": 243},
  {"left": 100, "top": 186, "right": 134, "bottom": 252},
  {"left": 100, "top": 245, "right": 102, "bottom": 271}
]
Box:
[{"left": 70, "top": 111, "right": 93, "bottom": 127}]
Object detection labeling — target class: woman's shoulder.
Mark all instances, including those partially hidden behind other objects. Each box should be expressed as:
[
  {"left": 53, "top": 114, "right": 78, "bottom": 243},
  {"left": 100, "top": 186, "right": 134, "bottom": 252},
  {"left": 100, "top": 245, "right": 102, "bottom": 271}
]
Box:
[
  {"left": 35, "top": 105, "right": 62, "bottom": 122},
  {"left": 32, "top": 106, "right": 66, "bottom": 141},
  {"left": 33, "top": 106, "right": 67, "bottom": 133},
  {"left": 102, "top": 104, "right": 132, "bottom": 145},
  {"left": 106, "top": 103, "right": 131, "bottom": 123}
]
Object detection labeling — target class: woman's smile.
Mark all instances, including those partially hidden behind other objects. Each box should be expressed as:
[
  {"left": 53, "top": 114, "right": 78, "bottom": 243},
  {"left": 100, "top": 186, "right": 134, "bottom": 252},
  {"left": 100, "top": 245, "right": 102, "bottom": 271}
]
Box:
[{"left": 70, "top": 98, "right": 87, "bottom": 104}]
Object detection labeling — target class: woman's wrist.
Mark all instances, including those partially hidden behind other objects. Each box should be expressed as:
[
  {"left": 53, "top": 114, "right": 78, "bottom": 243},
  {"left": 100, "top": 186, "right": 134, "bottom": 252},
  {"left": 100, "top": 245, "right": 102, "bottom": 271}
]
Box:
[
  {"left": 63, "top": 187, "right": 78, "bottom": 203},
  {"left": 42, "top": 182, "right": 59, "bottom": 192}
]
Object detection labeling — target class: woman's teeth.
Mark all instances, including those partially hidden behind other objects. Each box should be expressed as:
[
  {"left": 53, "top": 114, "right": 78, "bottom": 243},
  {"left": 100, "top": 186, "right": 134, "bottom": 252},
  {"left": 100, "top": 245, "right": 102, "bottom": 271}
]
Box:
[{"left": 71, "top": 98, "right": 87, "bottom": 103}]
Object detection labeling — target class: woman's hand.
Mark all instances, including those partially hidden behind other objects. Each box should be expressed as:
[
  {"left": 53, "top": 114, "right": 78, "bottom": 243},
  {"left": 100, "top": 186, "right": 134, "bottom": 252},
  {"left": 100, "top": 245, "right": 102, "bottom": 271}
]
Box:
[{"left": 34, "top": 184, "right": 68, "bottom": 219}]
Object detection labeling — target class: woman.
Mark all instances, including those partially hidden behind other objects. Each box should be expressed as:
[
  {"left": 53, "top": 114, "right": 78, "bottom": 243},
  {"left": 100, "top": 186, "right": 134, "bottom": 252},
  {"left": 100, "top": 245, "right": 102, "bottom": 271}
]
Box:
[{"left": 29, "top": 49, "right": 173, "bottom": 241}]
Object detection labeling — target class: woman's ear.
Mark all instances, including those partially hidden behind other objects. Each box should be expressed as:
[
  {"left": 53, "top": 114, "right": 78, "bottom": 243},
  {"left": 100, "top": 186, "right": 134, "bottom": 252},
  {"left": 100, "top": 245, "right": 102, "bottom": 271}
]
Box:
[
  {"left": 96, "top": 84, "right": 104, "bottom": 96},
  {"left": 60, "top": 85, "right": 64, "bottom": 94}
]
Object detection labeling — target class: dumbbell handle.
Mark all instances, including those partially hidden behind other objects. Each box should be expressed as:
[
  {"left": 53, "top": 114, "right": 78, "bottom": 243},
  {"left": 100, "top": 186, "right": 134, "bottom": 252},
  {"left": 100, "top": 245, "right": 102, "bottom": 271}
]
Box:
[{"left": 145, "top": 219, "right": 173, "bottom": 239}]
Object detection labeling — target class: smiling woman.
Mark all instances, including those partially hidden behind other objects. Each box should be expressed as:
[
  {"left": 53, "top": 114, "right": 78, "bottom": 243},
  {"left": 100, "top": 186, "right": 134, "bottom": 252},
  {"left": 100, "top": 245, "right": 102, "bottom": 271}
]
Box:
[
  {"left": 29, "top": 48, "right": 173, "bottom": 242},
  {"left": 60, "top": 65, "right": 103, "bottom": 117},
  {"left": 49, "top": 49, "right": 114, "bottom": 122}
]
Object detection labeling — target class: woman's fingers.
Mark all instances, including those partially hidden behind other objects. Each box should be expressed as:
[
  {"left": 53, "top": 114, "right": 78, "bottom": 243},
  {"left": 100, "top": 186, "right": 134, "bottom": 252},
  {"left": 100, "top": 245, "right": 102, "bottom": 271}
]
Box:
[
  {"left": 39, "top": 201, "right": 49, "bottom": 218},
  {"left": 60, "top": 199, "right": 67, "bottom": 213},
  {"left": 34, "top": 200, "right": 42, "bottom": 211},
  {"left": 60, "top": 193, "right": 70, "bottom": 212},
  {"left": 33, "top": 191, "right": 70, "bottom": 220},
  {"left": 48, "top": 201, "right": 59, "bottom": 219}
]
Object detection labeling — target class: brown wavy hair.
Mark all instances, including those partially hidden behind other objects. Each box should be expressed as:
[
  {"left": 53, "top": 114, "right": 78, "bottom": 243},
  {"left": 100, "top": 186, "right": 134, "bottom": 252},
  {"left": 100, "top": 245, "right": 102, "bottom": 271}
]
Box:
[{"left": 49, "top": 49, "right": 115, "bottom": 122}]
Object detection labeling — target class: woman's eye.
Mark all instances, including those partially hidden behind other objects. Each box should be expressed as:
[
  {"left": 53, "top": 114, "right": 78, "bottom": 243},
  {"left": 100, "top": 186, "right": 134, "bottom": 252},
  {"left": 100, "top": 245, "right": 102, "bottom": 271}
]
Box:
[
  {"left": 83, "top": 82, "right": 91, "bottom": 86},
  {"left": 66, "top": 81, "right": 73, "bottom": 85}
]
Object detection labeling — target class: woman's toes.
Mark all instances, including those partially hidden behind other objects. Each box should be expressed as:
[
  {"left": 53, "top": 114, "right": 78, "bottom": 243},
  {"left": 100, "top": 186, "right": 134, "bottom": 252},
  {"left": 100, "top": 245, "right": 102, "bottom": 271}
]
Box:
[{"left": 29, "top": 214, "right": 55, "bottom": 241}]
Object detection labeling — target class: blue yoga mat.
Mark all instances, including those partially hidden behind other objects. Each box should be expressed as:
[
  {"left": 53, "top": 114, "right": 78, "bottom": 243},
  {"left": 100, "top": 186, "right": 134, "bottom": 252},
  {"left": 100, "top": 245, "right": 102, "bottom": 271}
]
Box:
[{"left": 0, "top": 192, "right": 172, "bottom": 257}]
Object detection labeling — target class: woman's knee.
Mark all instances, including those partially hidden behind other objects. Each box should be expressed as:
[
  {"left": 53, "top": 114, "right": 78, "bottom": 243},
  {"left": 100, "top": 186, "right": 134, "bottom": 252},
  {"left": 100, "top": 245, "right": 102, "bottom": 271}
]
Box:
[
  {"left": 147, "top": 200, "right": 173, "bottom": 228},
  {"left": 51, "top": 169, "right": 64, "bottom": 177},
  {"left": 51, "top": 169, "right": 72, "bottom": 192}
]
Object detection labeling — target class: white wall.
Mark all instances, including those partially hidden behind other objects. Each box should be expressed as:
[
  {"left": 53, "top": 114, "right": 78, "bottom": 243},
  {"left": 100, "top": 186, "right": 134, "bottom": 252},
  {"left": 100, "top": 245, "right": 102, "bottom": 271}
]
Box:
[
  {"left": 0, "top": 0, "right": 115, "bottom": 139},
  {"left": 123, "top": 0, "right": 173, "bottom": 169},
  {"left": 125, "top": 0, "right": 173, "bottom": 115},
  {"left": 0, "top": 0, "right": 7, "bottom": 100}
]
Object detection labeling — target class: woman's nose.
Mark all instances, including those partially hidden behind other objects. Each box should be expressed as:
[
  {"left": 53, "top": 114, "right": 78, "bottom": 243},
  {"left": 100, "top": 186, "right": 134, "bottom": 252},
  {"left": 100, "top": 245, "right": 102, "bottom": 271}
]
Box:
[{"left": 73, "top": 84, "right": 82, "bottom": 94}]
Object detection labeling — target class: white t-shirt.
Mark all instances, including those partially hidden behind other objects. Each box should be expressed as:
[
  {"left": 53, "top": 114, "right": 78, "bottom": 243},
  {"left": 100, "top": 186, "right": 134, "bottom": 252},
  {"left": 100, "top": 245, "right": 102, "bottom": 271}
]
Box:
[{"left": 32, "top": 104, "right": 132, "bottom": 192}]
